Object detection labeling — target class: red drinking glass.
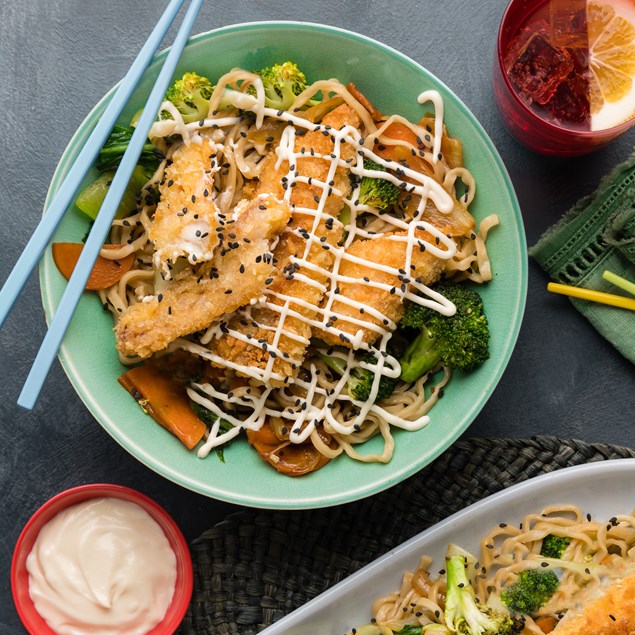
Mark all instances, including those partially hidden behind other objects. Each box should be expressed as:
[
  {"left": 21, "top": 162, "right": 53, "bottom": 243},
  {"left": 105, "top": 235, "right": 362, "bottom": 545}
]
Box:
[{"left": 493, "top": 0, "right": 635, "bottom": 156}]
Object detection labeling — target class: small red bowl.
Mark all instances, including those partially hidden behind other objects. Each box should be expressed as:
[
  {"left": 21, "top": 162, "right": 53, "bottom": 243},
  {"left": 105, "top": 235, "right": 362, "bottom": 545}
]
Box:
[{"left": 11, "top": 484, "right": 193, "bottom": 634}]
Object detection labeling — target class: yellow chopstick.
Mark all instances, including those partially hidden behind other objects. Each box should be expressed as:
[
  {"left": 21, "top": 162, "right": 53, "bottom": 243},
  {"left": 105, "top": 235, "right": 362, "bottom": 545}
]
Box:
[
  {"left": 602, "top": 270, "right": 635, "bottom": 297},
  {"left": 547, "top": 282, "right": 635, "bottom": 311}
]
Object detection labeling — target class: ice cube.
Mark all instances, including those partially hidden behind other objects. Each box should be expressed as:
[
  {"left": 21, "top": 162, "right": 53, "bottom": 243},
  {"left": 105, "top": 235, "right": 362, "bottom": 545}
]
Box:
[
  {"left": 507, "top": 31, "right": 574, "bottom": 105},
  {"left": 550, "top": 0, "right": 588, "bottom": 48},
  {"left": 546, "top": 47, "right": 590, "bottom": 125}
]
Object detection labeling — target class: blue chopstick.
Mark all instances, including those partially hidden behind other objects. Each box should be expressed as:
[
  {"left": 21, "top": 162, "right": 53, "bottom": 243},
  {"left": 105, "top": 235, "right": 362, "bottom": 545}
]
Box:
[
  {"left": 18, "top": 0, "right": 204, "bottom": 409},
  {"left": 0, "top": 0, "right": 185, "bottom": 330}
]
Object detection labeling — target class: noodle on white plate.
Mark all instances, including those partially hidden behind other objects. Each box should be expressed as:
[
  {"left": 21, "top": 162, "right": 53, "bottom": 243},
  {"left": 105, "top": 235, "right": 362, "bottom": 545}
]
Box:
[{"left": 354, "top": 505, "right": 635, "bottom": 634}]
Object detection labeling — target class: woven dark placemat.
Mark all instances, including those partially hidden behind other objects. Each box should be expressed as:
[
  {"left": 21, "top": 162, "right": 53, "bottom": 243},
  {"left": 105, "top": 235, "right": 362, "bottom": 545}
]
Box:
[{"left": 178, "top": 436, "right": 635, "bottom": 635}]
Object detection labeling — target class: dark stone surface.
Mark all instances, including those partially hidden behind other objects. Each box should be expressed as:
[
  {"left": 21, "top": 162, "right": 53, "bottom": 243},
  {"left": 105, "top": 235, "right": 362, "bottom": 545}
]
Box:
[{"left": 1, "top": 1, "right": 633, "bottom": 632}]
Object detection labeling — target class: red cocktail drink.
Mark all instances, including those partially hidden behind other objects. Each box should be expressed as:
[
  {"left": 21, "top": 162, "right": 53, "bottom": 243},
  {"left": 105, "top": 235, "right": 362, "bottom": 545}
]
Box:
[{"left": 494, "top": 0, "right": 635, "bottom": 155}]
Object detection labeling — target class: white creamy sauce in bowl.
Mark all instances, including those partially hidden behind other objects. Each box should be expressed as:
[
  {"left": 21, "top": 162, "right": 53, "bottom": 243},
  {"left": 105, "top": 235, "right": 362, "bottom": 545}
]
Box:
[{"left": 26, "top": 497, "right": 177, "bottom": 635}]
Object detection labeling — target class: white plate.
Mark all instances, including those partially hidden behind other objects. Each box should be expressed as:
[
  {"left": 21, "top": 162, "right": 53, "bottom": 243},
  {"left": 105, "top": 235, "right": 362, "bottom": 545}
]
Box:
[{"left": 261, "top": 458, "right": 635, "bottom": 635}]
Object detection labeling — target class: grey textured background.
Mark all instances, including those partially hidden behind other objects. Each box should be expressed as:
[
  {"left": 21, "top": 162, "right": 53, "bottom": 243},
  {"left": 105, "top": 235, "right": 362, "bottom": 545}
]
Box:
[{"left": 1, "top": 0, "right": 634, "bottom": 632}]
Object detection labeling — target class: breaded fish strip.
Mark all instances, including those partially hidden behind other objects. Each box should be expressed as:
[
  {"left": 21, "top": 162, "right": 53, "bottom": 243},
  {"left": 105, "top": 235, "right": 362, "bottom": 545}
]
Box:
[
  {"left": 211, "top": 104, "right": 361, "bottom": 378},
  {"left": 553, "top": 569, "right": 635, "bottom": 634},
  {"left": 115, "top": 194, "right": 291, "bottom": 358},
  {"left": 315, "top": 229, "right": 446, "bottom": 348},
  {"left": 149, "top": 136, "right": 219, "bottom": 270}
]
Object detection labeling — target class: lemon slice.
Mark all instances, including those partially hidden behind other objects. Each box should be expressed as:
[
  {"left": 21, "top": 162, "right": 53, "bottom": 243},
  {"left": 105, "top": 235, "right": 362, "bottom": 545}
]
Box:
[{"left": 588, "top": 0, "right": 635, "bottom": 130}]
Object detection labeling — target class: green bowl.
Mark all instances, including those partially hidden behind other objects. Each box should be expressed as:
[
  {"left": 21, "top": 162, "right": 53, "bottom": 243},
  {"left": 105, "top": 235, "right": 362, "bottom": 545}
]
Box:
[{"left": 40, "top": 22, "right": 526, "bottom": 509}]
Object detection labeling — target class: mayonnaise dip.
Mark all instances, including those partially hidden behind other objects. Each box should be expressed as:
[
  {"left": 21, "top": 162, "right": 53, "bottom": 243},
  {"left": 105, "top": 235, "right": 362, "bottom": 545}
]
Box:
[{"left": 26, "top": 497, "right": 177, "bottom": 635}]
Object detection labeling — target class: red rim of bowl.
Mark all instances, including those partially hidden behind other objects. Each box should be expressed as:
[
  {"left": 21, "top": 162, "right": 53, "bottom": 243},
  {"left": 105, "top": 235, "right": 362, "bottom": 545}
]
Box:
[
  {"left": 11, "top": 483, "right": 193, "bottom": 635},
  {"left": 496, "top": 0, "right": 635, "bottom": 138}
]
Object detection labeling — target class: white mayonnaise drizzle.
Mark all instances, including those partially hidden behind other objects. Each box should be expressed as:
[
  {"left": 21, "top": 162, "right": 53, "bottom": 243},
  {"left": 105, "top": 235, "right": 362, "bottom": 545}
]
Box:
[
  {"left": 418, "top": 90, "right": 444, "bottom": 161},
  {"left": 169, "top": 90, "right": 460, "bottom": 457},
  {"left": 26, "top": 497, "right": 177, "bottom": 635}
]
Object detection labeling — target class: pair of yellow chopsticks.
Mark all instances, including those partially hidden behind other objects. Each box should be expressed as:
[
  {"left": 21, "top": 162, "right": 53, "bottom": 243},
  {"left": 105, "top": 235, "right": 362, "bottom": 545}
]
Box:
[{"left": 547, "top": 270, "right": 635, "bottom": 311}]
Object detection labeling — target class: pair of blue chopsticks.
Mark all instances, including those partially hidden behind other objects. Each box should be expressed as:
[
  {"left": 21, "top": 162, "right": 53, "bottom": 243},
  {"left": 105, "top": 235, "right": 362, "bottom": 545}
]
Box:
[{"left": 0, "top": 0, "right": 203, "bottom": 409}]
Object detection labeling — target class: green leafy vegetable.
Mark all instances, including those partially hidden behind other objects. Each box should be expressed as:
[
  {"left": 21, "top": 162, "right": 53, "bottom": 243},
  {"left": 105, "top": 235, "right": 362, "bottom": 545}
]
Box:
[
  {"left": 75, "top": 165, "right": 150, "bottom": 220},
  {"left": 95, "top": 124, "right": 162, "bottom": 172},
  {"left": 191, "top": 401, "right": 233, "bottom": 462}
]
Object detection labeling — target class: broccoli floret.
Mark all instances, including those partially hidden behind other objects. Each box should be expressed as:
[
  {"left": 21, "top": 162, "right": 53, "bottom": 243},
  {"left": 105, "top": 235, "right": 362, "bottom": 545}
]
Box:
[
  {"left": 319, "top": 350, "right": 398, "bottom": 403},
  {"left": 398, "top": 282, "right": 489, "bottom": 383},
  {"left": 540, "top": 535, "right": 571, "bottom": 559},
  {"left": 339, "top": 204, "right": 351, "bottom": 244},
  {"left": 358, "top": 159, "right": 400, "bottom": 211},
  {"left": 348, "top": 354, "right": 399, "bottom": 402},
  {"left": 256, "top": 61, "right": 308, "bottom": 111},
  {"left": 501, "top": 569, "right": 559, "bottom": 616},
  {"left": 164, "top": 71, "right": 214, "bottom": 123},
  {"left": 445, "top": 554, "right": 515, "bottom": 634}
]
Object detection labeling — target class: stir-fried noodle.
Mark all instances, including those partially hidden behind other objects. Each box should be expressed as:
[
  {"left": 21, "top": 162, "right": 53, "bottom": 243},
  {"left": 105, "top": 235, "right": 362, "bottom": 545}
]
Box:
[{"left": 97, "top": 68, "right": 498, "bottom": 467}]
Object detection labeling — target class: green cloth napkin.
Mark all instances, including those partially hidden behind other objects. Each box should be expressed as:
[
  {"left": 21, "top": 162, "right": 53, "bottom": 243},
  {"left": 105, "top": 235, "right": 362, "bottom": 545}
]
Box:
[{"left": 529, "top": 153, "right": 635, "bottom": 364}]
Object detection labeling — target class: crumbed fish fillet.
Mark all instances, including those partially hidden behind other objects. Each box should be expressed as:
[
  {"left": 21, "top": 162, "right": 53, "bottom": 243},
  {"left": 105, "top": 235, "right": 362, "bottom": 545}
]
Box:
[
  {"left": 315, "top": 229, "right": 446, "bottom": 348},
  {"left": 149, "top": 135, "right": 219, "bottom": 270},
  {"left": 211, "top": 104, "right": 361, "bottom": 379},
  {"left": 553, "top": 569, "right": 635, "bottom": 634},
  {"left": 313, "top": 182, "right": 477, "bottom": 347},
  {"left": 115, "top": 194, "right": 291, "bottom": 358}
]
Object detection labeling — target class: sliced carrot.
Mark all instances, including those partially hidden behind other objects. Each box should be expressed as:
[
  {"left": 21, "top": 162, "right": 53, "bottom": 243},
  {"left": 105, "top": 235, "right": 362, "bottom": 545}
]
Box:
[
  {"left": 246, "top": 422, "right": 281, "bottom": 447},
  {"left": 419, "top": 115, "right": 463, "bottom": 169},
  {"left": 246, "top": 421, "right": 332, "bottom": 477},
  {"left": 118, "top": 363, "right": 206, "bottom": 450},
  {"left": 534, "top": 616, "right": 558, "bottom": 633},
  {"left": 374, "top": 122, "right": 436, "bottom": 179},
  {"left": 380, "top": 121, "right": 420, "bottom": 146},
  {"left": 346, "top": 82, "right": 383, "bottom": 121},
  {"left": 52, "top": 242, "right": 135, "bottom": 290}
]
